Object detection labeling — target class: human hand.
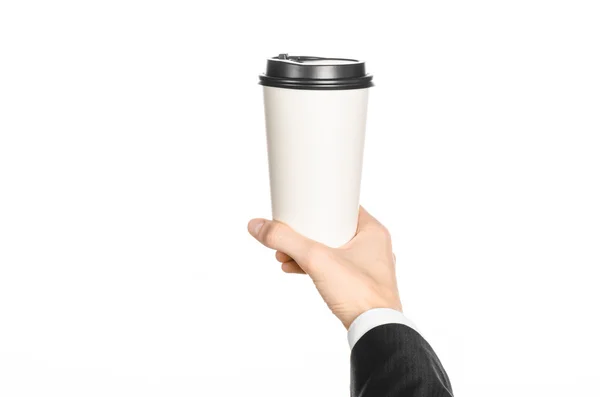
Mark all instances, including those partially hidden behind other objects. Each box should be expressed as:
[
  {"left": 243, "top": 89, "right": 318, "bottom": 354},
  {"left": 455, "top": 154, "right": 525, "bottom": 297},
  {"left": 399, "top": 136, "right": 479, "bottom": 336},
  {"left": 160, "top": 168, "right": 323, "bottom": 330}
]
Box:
[{"left": 247, "top": 207, "right": 402, "bottom": 329}]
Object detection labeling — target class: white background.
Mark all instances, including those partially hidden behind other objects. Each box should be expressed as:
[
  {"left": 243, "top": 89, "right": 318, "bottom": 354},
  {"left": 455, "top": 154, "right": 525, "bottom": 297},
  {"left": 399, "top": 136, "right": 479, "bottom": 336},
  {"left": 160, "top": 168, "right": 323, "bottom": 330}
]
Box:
[{"left": 1, "top": 1, "right": 599, "bottom": 396}]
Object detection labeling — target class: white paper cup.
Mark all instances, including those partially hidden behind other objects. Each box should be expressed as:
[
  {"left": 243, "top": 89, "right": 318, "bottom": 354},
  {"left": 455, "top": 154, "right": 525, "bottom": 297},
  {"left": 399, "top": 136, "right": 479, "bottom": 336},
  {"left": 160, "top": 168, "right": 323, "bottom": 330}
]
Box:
[{"left": 259, "top": 54, "right": 373, "bottom": 247}]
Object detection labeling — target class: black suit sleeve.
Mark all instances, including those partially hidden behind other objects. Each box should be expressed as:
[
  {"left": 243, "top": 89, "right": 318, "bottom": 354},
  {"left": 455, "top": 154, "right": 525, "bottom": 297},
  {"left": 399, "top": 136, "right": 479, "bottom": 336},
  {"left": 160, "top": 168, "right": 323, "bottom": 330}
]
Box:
[{"left": 350, "top": 324, "right": 453, "bottom": 397}]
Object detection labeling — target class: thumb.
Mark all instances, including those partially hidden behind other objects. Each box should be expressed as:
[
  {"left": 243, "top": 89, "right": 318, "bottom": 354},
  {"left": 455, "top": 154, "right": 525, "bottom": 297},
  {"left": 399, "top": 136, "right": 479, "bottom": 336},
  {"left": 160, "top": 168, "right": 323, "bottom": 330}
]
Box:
[{"left": 248, "top": 218, "right": 315, "bottom": 266}]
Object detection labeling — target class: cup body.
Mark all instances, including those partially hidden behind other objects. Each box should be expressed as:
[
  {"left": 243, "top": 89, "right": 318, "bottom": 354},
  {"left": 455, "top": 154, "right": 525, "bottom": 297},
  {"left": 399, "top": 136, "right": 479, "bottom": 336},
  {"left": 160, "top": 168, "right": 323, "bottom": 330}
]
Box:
[{"left": 263, "top": 85, "right": 369, "bottom": 247}]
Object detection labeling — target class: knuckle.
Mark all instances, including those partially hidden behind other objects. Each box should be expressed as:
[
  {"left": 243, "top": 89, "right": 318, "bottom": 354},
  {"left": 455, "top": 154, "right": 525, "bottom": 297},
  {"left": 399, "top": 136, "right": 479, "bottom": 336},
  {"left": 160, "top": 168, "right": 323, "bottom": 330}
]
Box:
[
  {"left": 262, "top": 222, "right": 281, "bottom": 247},
  {"left": 377, "top": 224, "right": 392, "bottom": 240}
]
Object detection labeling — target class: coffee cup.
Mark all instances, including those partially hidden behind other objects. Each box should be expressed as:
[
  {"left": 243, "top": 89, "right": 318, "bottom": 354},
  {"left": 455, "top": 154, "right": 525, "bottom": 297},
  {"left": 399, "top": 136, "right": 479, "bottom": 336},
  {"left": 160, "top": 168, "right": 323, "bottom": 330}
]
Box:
[{"left": 259, "top": 54, "right": 373, "bottom": 247}]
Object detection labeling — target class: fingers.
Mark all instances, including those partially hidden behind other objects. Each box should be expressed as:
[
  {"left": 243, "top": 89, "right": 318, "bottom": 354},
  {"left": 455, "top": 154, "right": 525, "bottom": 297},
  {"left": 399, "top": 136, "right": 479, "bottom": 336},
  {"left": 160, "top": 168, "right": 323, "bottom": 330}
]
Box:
[
  {"left": 356, "top": 206, "right": 391, "bottom": 240},
  {"left": 247, "top": 218, "right": 314, "bottom": 264},
  {"left": 281, "top": 260, "right": 306, "bottom": 274},
  {"left": 275, "top": 251, "right": 292, "bottom": 263},
  {"left": 276, "top": 252, "right": 306, "bottom": 274},
  {"left": 356, "top": 206, "right": 380, "bottom": 231}
]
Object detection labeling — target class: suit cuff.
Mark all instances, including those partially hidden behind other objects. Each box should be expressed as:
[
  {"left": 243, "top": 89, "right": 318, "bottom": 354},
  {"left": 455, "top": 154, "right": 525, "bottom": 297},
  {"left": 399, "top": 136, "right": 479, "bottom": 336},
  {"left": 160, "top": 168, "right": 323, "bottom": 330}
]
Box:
[{"left": 347, "top": 308, "right": 420, "bottom": 350}]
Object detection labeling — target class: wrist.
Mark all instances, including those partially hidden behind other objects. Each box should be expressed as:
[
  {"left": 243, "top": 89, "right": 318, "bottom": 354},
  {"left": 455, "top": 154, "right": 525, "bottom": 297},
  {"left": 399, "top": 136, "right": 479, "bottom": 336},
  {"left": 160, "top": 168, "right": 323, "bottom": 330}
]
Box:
[{"left": 342, "top": 298, "right": 403, "bottom": 330}]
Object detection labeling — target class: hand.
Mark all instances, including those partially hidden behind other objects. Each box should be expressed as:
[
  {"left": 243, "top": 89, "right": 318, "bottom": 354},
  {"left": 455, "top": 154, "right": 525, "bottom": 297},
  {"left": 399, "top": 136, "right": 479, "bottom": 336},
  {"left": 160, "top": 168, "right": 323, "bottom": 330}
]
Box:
[{"left": 247, "top": 207, "right": 402, "bottom": 329}]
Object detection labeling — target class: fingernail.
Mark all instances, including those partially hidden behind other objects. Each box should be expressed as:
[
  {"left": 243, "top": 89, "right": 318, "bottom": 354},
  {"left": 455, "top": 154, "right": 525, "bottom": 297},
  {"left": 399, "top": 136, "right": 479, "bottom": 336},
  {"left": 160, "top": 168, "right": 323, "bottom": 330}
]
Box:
[{"left": 249, "top": 219, "right": 265, "bottom": 236}]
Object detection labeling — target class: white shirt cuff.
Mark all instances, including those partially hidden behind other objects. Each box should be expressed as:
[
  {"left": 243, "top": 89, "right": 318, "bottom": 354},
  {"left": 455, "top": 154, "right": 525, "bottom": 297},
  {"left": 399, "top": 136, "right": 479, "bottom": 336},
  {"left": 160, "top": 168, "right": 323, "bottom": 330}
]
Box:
[{"left": 347, "top": 308, "right": 420, "bottom": 350}]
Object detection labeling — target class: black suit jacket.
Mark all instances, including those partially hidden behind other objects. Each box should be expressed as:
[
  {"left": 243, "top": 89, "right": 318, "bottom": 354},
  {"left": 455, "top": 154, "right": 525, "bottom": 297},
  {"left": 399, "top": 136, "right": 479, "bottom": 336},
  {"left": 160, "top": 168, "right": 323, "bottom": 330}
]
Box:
[{"left": 351, "top": 324, "right": 453, "bottom": 397}]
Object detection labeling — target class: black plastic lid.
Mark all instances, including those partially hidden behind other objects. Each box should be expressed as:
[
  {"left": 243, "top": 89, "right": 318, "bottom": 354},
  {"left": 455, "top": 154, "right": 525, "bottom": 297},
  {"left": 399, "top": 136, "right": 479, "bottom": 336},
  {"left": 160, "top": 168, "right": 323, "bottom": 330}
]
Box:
[{"left": 259, "top": 54, "right": 374, "bottom": 90}]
